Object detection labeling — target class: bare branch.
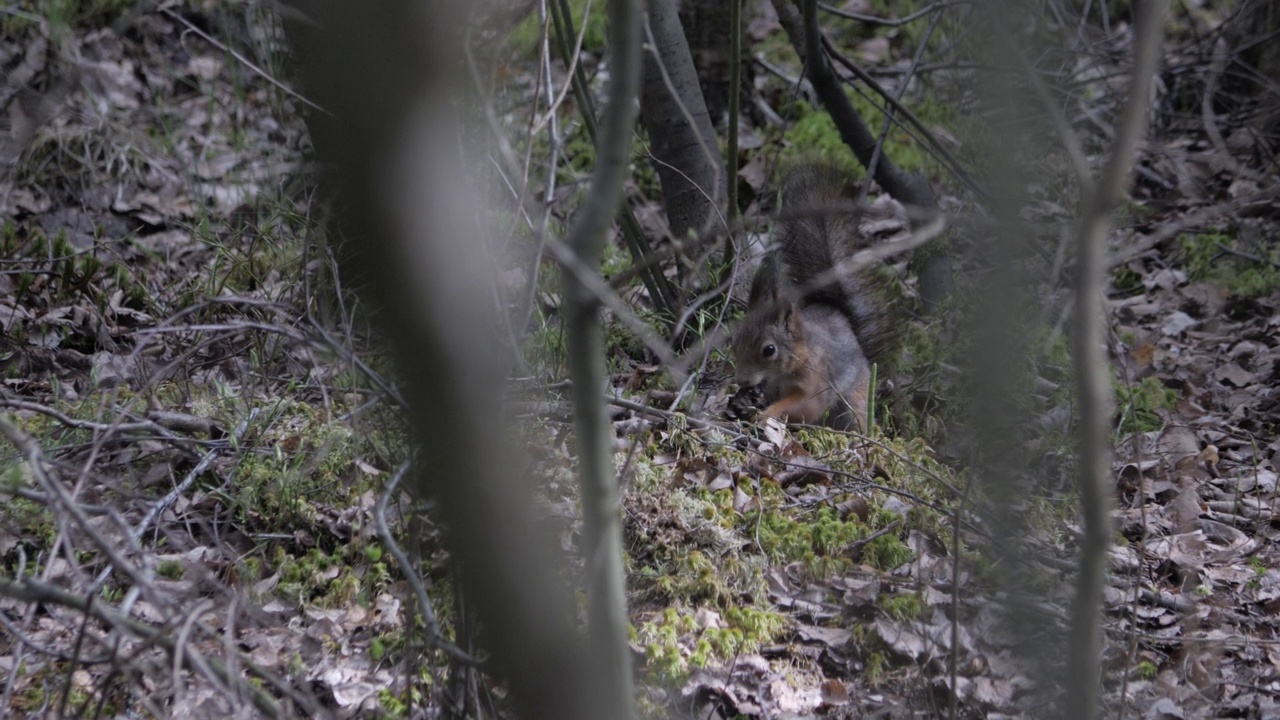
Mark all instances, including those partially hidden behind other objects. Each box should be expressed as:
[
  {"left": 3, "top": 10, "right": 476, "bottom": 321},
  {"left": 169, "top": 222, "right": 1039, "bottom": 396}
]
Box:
[
  {"left": 1066, "top": 2, "right": 1169, "bottom": 717},
  {"left": 560, "top": 0, "right": 642, "bottom": 714}
]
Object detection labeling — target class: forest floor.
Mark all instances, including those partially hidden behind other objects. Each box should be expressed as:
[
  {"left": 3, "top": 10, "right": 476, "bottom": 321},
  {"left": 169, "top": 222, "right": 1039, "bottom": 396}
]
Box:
[{"left": 1, "top": 1, "right": 1279, "bottom": 718}]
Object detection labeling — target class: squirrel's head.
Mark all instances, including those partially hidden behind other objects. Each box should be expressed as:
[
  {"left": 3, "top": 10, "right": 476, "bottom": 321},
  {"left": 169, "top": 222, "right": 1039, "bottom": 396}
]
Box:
[{"left": 732, "top": 284, "right": 803, "bottom": 387}]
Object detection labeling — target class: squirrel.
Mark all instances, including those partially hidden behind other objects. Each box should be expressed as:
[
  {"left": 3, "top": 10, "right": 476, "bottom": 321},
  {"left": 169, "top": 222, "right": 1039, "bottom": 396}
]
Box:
[{"left": 728, "top": 164, "right": 896, "bottom": 431}]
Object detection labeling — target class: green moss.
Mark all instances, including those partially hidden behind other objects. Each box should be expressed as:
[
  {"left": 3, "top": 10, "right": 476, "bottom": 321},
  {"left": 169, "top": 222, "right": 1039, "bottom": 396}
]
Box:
[
  {"left": 1132, "top": 660, "right": 1158, "bottom": 681},
  {"left": 636, "top": 605, "right": 787, "bottom": 685},
  {"left": 879, "top": 592, "right": 925, "bottom": 621},
  {"left": 157, "top": 560, "right": 185, "bottom": 580},
  {"left": 780, "top": 87, "right": 947, "bottom": 180},
  {"left": 366, "top": 561, "right": 392, "bottom": 595},
  {"left": 3, "top": 475, "right": 60, "bottom": 549},
  {"left": 752, "top": 506, "right": 863, "bottom": 576},
  {"left": 38, "top": 0, "right": 135, "bottom": 29},
  {"left": 1111, "top": 265, "right": 1144, "bottom": 294},
  {"left": 864, "top": 528, "right": 914, "bottom": 570},
  {"left": 324, "top": 571, "right": 360, "bottom": 607},
  {"left": 506, "top": 0, "right": 608, "bottom": 59},
  {"left": 865, "top": 650, "right": 890, "bottom": 683},
  {"left": 781, "top": 107, "right": 861, "bottom": 178},
  {"left": 220, "top": 396, "right": 397, "bottom": 532},
  {"left": 377, "top": 688, "right": 405, "bottom": 717},
  {"left": 0, "top": 462, "right": 25, "bottom": 491},
  {"left": 1115, "top": 376, "right": 1176, "bottom": 434},
  {"left": 561, "top": 126, "right": 598, "bottom": 178},
  {"left": 1179, "top": 231, "right": 1280, "bottom": 297},
  {"left": 724, "top": 606, "right": 788, "bottom": 643}
]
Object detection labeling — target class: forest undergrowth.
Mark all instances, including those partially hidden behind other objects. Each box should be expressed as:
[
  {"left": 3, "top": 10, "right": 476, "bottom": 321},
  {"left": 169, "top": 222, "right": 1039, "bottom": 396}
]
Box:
[{"left": 1, "top": 0, "right": 1279, "bottom": 718}]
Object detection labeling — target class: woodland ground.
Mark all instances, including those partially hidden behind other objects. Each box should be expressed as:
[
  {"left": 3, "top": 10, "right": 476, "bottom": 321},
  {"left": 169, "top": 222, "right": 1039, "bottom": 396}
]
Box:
[{"left": 1, "top": 1, "right": 1279, "bottom": 718}]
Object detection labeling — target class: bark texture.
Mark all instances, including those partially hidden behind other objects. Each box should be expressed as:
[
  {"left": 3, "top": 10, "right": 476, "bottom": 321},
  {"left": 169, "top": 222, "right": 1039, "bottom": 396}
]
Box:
[{"left": 640, "top": 0, "right": 725, "bottom": 266}]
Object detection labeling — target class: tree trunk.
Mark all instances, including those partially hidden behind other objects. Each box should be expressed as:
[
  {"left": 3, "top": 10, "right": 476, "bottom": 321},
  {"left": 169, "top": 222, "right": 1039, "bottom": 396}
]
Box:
[
  {"left": 677, "top": 0, "right": 748, "bottom": 126},
  {"left": 640, "top": 0, "right": 725, "bottom": 281}
]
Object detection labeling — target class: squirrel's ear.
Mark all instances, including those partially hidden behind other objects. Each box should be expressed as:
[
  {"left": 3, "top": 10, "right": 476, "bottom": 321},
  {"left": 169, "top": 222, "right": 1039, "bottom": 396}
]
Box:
[
  {"left": 782, "top": 300, "right": 802, "bottom": 334},
  {"left": 771, "top": 283, "right": 795, "bottom": 321},
  {"left": 775, "top": 290, "right": 802, "bottom": 333}
]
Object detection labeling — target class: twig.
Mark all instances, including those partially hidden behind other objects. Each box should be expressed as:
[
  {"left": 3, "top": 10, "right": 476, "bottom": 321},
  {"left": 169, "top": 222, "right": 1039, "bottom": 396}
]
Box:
[
  {"left": 375, "top": 461, "right": 481, "bottom": 666},
  {"left": 0, "top": 415, "right": 154, "bottom": 592},
  {"left": 606, "top": 394, "right": 750, "bottom": 441},
  {"left": 857, "top": 4, "right": 944, "bottom": 208},
  {"left": 0, "top": 575, "right": 288, "bottom": 718},
  {"left": 530, "top": 0, "right": 589, "bottom": 137},
  {"left": 90, "top": 410, "right": 258, "bottom": 588},
  {"left": 1065, "top": 2, "right": 1169, "bottom": 716},
  {"left": 820, "top": 37, "right": 981, "bottom": 199},
  {"left": 818, "top": 0, "right": 959, "bottom": 26},
  {"left": 1201, "top": 37, "right": 1267, "bottom": 184},
  {"left": 545, "top": 234, "right": 685, "bottom": 375},
  {"left": 160, "top": 7, "right": 327, "bottom": 115},
  {"left": 558, "top": 0, "right": 642, "bottom": 711},
  {"left": 844, "top": 519, "right": 901, "bottom": 555},
  {"left": 0, "top": 396, "right": 190, "bottom": 442}
]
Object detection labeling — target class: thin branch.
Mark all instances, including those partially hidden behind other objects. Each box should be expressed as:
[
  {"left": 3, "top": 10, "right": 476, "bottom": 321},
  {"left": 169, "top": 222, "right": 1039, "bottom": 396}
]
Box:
[
  {"left": 559, "top": 0, "right": 641, "bottom": 714},
  {"left": 375, "top": 461, "right": 481, "bottom": 666},
  {"left": 820, "top": 37, "right": 981, "bottom": 198},
  {"left": 0, "top": 575, "right": 299, "bottom": 718},
  {"left": 792, "top": 0, "right": 937, "bottom": 208},
  {"left": 89, "top": 411, "right": 257, "bottom": 588},
  {"left": 1066, "top": 2, "right": 1169, "bottom": 717},
  {"left": 0, "top": 415, "right": 155, "bottom": 593},
  {"left": 857, "top": 7, "right": 944, "bottom": 208},
  {"left": 160, "top": 8, "right": 326, "bottom": 115},
  {"left": 818, "top": 0, "right": 963, "bottom": 26}
]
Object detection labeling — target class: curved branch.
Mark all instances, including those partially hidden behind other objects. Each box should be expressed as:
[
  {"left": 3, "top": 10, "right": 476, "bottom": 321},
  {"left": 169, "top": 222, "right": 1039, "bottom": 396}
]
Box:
[{"left": 795, "top": 0, "right": 936, "bottom": 210}]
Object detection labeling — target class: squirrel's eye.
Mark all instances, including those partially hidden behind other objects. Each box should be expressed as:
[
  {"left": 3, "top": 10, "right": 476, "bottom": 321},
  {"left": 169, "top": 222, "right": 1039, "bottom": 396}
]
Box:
[{"left": 761, "top": 344, "right": 777, "bottom": 359}]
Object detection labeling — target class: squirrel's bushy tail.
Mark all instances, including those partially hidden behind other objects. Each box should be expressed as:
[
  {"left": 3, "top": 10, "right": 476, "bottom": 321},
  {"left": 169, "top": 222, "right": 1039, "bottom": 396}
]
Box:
[{"left": 773, "top": 164, "right": 898, "bottom": 370}]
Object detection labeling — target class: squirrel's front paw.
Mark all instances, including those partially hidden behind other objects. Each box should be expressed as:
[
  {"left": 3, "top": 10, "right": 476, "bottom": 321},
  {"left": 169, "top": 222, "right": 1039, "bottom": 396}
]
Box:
[{"left": 726, "top": 383, "right": 765, "bottom": 421}]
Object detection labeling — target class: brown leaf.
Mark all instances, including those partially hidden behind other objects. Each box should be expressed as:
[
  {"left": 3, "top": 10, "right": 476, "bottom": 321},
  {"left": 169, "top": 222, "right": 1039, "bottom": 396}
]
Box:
[
  {"left": 836, "top": 495, "right": 870, "bottom": 522},
  {"left": 775, "top": 453, "right": 832, "bottom": 488},
  {"left": 820, "top": 679, "right": 850, "bottom": 705},
  {"left": 1132, "top": 342, "right": 1157, "bottom": 368},
  {"left": 1213, "top": 362, "right": 1256, "bottom": 388},
  {"left": 797, "top": 624, "right": 852, "bottom": 647}
]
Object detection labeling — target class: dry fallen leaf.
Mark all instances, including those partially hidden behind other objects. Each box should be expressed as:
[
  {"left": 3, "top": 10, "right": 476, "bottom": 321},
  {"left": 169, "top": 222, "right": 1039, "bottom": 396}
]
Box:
[{"left": 820, "top": 678, "right": 850, "bottom": 705}]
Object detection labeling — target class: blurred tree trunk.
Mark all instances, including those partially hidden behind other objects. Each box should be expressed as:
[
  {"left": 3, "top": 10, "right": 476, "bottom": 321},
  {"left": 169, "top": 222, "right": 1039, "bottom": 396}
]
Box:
[
  {"left": 961, "top": 1, "right": 1057, "bottom": 708},
  {"left": 281, "top": 2, "right": 625, "bottom": 718}
]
